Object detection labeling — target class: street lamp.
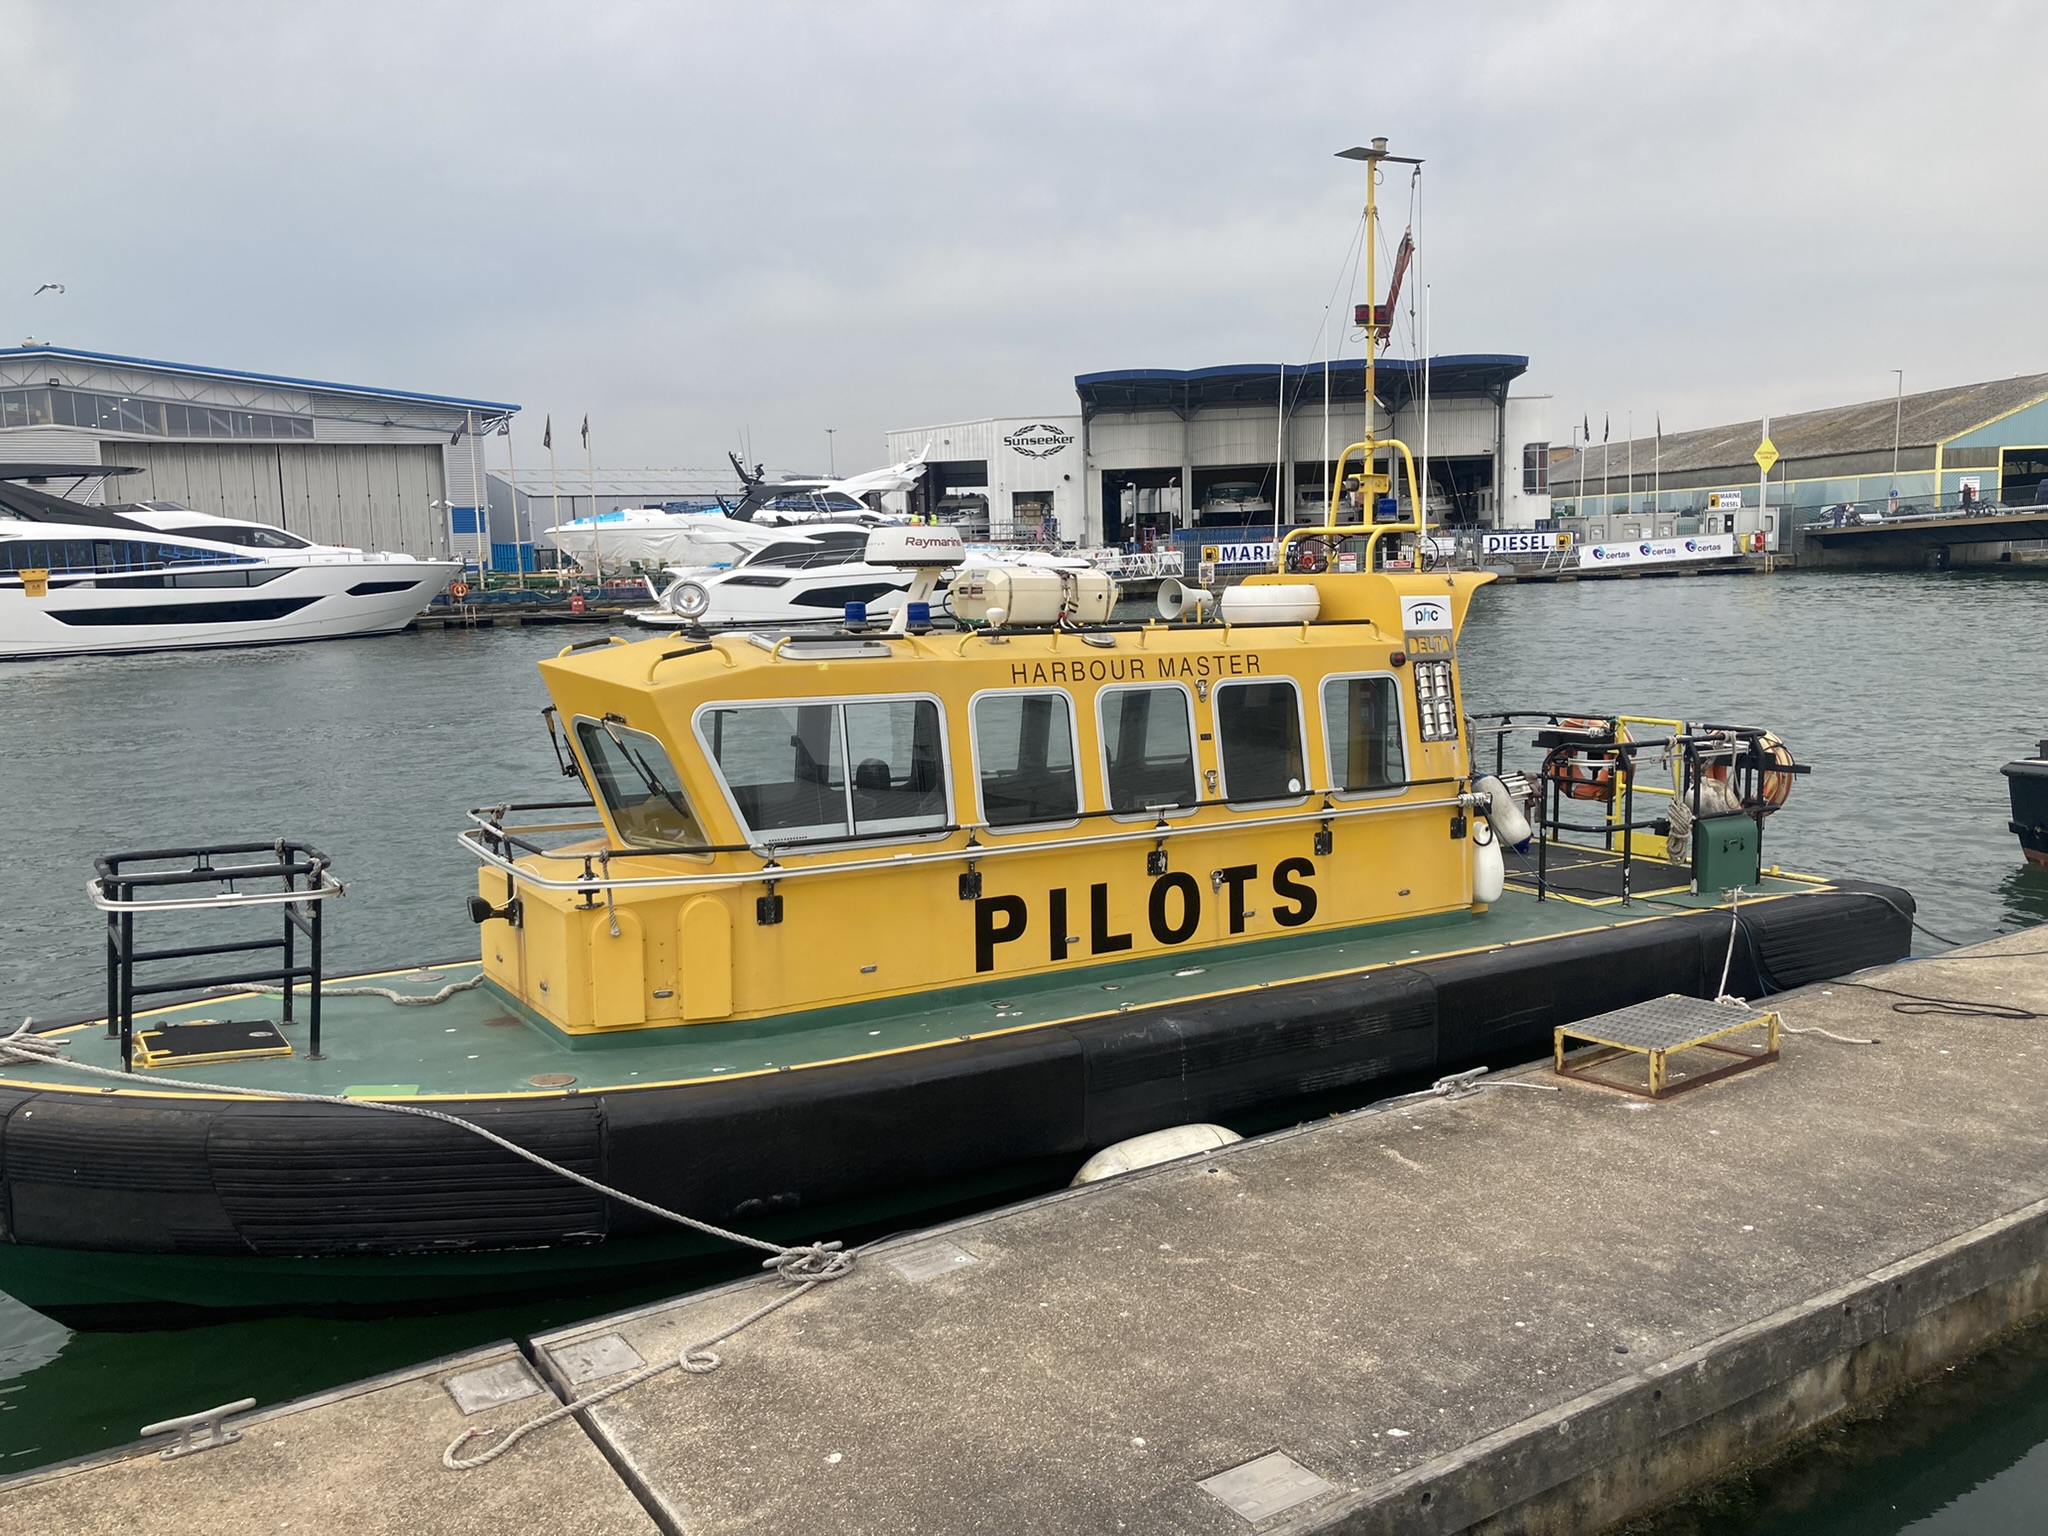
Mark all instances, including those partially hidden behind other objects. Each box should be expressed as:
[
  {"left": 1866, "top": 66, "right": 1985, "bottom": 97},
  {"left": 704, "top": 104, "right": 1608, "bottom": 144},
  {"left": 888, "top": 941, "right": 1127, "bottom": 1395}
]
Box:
[{"left": 1890, "top": 370, "right": 1903, "bottom": 514}]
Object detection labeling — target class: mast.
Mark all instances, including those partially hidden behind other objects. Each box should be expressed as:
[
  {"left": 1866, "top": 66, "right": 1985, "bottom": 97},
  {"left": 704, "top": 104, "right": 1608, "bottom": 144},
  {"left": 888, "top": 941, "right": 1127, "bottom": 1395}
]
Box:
[{"left": 1336, "top": 138, "right": 1422, "bottom": 528}]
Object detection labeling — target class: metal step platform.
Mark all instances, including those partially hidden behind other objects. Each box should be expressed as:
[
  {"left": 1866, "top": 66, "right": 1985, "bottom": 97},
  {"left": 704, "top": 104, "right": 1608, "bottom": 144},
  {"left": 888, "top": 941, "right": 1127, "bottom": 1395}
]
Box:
[{"left": 1553, "top": 992, "right": 1780, "bottom": 1099}]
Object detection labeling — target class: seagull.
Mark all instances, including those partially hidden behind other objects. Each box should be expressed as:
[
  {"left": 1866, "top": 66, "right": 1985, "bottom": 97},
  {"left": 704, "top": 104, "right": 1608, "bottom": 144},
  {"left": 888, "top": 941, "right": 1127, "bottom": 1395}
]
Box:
[{"left": 33, "top": 283, "right": 64, "bottom": 295}]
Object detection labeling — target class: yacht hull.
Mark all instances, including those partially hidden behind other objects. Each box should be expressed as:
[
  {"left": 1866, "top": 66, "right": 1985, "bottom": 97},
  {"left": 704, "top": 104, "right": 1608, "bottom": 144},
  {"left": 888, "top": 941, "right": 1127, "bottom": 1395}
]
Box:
[{"left": 0, "top": 560, "right": 460, "bottom": 660}]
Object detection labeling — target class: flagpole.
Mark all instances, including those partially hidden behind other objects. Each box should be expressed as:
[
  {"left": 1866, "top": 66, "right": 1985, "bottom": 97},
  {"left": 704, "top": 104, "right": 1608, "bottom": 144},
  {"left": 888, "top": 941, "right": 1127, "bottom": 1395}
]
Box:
[
  {"left": 503, "top": 417, "right": 524, "bottom": 589},
  {"left": 1626, "top": 410, "right": 1634, "bottom": 525},
  {"left": 545, "top": 415, "right": 561, "bottom": 581},
  {"left": 1653, "top": 413, "right": 1661, "bottom": 515},
  {"left": 466, "top": 411, "right": 485, "bottom": 584},
  {"left": 584, "top": 416, "right": 600, "bottom": 585}
]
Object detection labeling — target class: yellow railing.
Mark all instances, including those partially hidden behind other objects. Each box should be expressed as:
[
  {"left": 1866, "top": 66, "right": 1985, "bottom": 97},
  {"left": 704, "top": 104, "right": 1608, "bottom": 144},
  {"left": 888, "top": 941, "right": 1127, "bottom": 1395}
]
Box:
[
  {"left": 1606, "top": 714, "right": 1687, "bottom": 859},
  {"left": 1273, "top": 436, "right": 1425, "bottom": 575}
]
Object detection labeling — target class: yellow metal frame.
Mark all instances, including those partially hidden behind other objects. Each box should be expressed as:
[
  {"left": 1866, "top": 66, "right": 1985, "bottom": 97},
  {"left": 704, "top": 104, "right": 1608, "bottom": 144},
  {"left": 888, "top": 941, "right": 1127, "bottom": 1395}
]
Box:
[{"left": 1553, "top": 1008, "right": 1781, "bottom": 1099}]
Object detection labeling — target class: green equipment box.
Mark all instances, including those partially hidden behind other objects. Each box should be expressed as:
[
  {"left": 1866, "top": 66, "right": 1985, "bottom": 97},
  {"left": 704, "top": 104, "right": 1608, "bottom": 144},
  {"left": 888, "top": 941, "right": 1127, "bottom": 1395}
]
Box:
[{"left": 1694, "top": 812, "right": 1761, "bottom": 892}]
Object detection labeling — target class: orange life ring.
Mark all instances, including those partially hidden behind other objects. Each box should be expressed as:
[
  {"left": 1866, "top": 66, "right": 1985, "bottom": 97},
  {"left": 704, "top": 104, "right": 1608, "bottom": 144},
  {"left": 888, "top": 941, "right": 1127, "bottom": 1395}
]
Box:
[
  {"left": 1543, "top": 718, "right": 1632, "bottom": 802},
  {"left": 1702, "top": 731, "right": 1795, "bottom": 811}
]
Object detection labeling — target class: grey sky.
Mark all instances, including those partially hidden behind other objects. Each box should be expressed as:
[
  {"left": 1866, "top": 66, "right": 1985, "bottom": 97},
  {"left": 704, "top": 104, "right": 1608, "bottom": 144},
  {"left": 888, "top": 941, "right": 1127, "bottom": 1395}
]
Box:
[{"left": 5, "top": 0, "right": 2042, "bottom": 478}]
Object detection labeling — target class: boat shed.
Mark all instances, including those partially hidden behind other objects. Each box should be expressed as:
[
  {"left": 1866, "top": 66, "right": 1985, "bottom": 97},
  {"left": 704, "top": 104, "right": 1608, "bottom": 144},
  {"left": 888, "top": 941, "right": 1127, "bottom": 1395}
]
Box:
[
  {"left": 0, "top": 343, "right": 517, "bottom": 559},
  {"left": 1546, "top": 370, "right": 2048, "bottom": 545},
  {"left": 889, "top": 355, "right": 1551, "bottom": 551}
]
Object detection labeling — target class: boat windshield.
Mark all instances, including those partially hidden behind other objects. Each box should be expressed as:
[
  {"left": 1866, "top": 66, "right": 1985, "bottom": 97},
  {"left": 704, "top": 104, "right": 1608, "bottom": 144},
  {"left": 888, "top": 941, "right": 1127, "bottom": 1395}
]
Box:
[{"left": 575, "top": 719, "right": 708, "bottom": 850}]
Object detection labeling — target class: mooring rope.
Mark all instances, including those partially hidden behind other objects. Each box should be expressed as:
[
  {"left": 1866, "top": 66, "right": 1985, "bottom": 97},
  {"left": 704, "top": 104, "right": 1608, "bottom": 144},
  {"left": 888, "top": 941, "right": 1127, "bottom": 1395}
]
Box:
[
  {"left": 0, "top": 1018, "right": 858, "bottom": 1469},
  {"left": 214, "top": 973, "right": 490, "bottom": 1006}
]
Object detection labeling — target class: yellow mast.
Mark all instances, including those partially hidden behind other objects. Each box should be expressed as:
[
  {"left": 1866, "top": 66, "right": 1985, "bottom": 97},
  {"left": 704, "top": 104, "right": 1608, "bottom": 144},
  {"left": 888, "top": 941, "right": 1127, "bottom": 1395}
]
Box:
[{"left": 1324, "top": 139, "right": 1423, "bottom": 550}]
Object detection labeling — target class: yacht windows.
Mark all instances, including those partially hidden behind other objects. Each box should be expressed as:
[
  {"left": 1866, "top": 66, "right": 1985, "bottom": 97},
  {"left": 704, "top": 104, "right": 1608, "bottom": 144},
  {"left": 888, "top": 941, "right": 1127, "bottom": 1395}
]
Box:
[
  {"left": 184, "top": 524, "right": 313, "bottom": 550},
  {"left": 0, "top": 538, "right": 261, "bottom": 574},
  {"left": 973, "top": 691, "right": 1081, "bottom": 828},
  {"left": 1100, "top": 685, "right": 1198, "bottom": 815},
  {"left": 574, "top": 719, "right": 708, "bottom": 851},
  {"left": 1323, "top": 675, "right": 1407, "bottom": 791},
  {"left": 1214, "top": 680, "right": 1306, "bottom": 803},
  {"left": 700, "top": 697, "right": 948, "bottom": 844}
]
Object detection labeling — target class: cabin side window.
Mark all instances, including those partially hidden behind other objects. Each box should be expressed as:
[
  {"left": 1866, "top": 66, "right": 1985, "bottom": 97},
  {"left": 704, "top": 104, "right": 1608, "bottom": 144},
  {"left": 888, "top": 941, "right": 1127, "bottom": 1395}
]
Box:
[
  {"left": 574, "top": 719, "right": 709, "bottom": 850},
  {"left": 1099, "top": 685, "right": 1198, "bottom": 815},
  {"left": 1322, "top": 675, "right": 1407, "bottom": 793},
  {"left": 1214, "top": 679, "right": 1306, "bottom": 803},
  {"left": 700, "top": 697, "right": 948, "bottom": 844},
  {"left": 972, "top": 691, "right": 1080, "bottom": 828}
]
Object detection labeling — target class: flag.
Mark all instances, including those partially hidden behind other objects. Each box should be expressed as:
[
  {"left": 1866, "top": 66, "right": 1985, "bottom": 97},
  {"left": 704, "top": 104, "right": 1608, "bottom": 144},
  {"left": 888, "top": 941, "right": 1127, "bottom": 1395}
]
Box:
[
  {"left": 1602, "top": 413, "right": 1610, "bottom": 443},
  {"left": 580, "top": 414, "right": 590, "bottom": 449},
  {"left": 542, "top": 415, "right": 552, "bottom": 451},
  {"left": 449, "top": 421, "right": 465, "bottom": 446},
  {"left": 497, "top": 418, "right": 510, "bottom": 438},
  {"left": 1583, "top": 414, "right": 1590, "bottom": 442}
]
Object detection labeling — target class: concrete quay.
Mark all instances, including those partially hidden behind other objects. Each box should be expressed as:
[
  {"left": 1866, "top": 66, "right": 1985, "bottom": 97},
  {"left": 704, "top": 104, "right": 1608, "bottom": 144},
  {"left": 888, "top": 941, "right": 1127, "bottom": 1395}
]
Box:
[{"left": 9, "top": 928, "right": 2048, "bottom": 1534}]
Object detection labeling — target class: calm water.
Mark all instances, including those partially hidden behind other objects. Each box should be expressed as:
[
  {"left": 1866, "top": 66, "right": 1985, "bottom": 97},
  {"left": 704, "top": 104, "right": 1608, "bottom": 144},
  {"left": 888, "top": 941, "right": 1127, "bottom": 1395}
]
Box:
[{"left": 5, "top": 570, "right": 2048, "bottom": 1517}]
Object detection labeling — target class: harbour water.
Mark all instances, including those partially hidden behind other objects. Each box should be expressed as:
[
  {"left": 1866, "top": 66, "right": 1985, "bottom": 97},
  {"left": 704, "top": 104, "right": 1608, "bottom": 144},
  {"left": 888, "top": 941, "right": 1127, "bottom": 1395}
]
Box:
[{"left": 4, "top": 568, "right": 2047, "bottom": 1525}]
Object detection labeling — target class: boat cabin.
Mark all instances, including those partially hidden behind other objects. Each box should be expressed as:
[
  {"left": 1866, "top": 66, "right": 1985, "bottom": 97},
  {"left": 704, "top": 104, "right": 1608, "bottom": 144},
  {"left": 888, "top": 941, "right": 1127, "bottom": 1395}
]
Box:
[{"left": 471, "top": 533, "right": 1496, "bottom": 1036}]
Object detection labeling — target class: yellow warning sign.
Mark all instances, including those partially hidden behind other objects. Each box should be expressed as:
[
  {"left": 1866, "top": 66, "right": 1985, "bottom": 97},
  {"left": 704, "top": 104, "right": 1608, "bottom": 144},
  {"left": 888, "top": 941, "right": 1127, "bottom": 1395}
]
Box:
[
  {"left": 1753, "top": 437, "right": 1779, "bottom": 474},
  {"left": 1200, "top": 545, "right": 1221, "bottom": 564}
]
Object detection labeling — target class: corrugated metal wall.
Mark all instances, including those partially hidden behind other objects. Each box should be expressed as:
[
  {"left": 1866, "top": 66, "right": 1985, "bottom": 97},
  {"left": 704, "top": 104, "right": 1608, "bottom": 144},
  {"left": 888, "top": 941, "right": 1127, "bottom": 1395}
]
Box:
[{"left": 96, "top": 442, "right": 448, "bottom": 556}]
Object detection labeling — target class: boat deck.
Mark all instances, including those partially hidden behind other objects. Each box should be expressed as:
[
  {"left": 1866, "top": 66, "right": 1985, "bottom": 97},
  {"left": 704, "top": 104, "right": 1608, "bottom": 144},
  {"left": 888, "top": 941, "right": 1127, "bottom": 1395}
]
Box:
[{"left": 9, "top": 850, "right": 1830, "bottom": 1102}]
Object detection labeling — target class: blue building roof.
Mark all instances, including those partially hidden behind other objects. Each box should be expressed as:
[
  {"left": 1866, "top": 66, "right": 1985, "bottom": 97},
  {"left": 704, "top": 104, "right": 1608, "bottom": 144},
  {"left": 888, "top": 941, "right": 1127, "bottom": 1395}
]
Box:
[
  {"left": 1075, "top": 355, "right": 1527, "bottom": 416},
  {"left": 0, "top": 344, "right": 518, "bottom": 415}
]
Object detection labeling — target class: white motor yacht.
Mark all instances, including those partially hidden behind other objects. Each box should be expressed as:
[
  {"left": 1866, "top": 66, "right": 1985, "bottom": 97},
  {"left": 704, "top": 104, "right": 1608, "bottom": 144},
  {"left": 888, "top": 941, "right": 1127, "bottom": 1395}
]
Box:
[
  {"left": 630, "top": 525, "right": 916, "bottom": 628},
  {"left": 0, "top": 465, "right": 459, "bottom": 660}
]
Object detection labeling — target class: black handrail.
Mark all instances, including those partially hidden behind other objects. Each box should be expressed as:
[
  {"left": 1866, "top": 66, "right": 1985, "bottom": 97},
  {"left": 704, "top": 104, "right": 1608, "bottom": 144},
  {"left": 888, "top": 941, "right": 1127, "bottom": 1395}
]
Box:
[{"left": 97, "top": 840, "right": 336, "bottom": 1071}]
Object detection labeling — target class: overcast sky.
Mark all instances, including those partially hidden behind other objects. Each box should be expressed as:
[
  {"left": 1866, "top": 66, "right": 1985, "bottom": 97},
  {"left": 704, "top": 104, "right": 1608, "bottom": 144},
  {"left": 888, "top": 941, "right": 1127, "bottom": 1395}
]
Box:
[{"left": 5, "top": 0, "right": 2043, "bottom": 479}]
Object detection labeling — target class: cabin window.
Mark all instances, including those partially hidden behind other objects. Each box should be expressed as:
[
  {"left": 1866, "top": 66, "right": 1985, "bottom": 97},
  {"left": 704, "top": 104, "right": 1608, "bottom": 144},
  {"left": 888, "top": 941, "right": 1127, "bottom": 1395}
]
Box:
[
  {"left": 575, "top": 719, "right": 708, "bottom": 850},
  {"left": 700, "top": 697, "right": 948, "bottom": 844},
  {"left": 1322, "top": 675, "right": 1407, "bottom": 792},
  {"left": 1214, "top": 680, "right": 1306, "bottom": 803},
  {"left": 973, "top": 691, "right": 1080, "bottom": 828},
  {"left": 1099, "top": 685, "right": 1198, "bottom": 815}
]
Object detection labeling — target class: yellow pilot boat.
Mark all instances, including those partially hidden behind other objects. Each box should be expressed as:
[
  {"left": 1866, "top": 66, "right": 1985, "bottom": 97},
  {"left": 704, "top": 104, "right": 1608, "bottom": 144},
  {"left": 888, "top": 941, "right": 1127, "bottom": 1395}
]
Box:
[
  {"left": 0, "top": 447, "right": 1913, "bottom": 1323},
  {"left": 0, "top": 140, "right": 1915, "bottom": 1323}
]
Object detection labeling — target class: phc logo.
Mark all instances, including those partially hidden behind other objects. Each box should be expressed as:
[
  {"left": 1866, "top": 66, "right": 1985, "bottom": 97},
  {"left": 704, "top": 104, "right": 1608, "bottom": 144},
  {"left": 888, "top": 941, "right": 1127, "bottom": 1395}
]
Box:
[
  {"left": 1590, "top": 547, "right": 1609, "bottom": 560},
  {"left": 1684, "top": 539, "right": 1700, "bottom": 552},
  {"left": 1638, "top": 544, "right": 1653, "bottom": 556},
  {"left": 1401, "top": 597, "right": 1451, "bottom": 631}
]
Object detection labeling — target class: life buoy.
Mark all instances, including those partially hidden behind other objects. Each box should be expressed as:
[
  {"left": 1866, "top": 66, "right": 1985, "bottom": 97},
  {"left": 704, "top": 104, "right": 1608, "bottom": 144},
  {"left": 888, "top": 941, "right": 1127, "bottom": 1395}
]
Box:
[
  {"left": 1701, "top": 731, "right": 1795, "bottom": 812},
  {"left": 1543, "top": 717, "right": 1632, "bottom": 802}
]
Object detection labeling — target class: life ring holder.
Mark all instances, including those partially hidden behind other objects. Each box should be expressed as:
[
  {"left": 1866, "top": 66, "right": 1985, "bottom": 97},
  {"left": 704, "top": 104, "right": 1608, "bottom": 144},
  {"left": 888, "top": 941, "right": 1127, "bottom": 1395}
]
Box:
[
  {"left": 1701, "top": 730, "right": 1796, "bottom": 813},
  {"left": 1542, "top": 717, "right": 1632, "bottom": 803}
]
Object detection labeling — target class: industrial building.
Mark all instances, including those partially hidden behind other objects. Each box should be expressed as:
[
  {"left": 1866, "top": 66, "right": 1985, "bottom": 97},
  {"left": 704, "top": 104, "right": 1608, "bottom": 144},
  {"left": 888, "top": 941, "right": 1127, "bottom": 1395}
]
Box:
[
  {"left": 1547, "top": 371, "right": 2048, "bottom": 548},
  {"left": 0, "top": 343, "right": 516, "bottom": 559},
  {"left": 887, "top": 355, "right": 1551, "bottom": 549}
]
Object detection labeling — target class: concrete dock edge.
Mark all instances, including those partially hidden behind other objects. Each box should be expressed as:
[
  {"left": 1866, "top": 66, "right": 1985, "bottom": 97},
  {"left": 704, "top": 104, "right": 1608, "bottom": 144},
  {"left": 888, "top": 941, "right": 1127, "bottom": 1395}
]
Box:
[{"left": 1301, "top": 1197, "right": 2048, "bottom": 1534}]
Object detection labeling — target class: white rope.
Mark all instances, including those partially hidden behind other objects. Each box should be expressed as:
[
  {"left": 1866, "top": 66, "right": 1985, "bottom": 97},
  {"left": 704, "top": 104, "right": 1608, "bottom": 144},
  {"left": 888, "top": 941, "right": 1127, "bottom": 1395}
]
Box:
[
  {"left": 1780, "top": 1022, "right": 1879, "bottom": 1046},
  {"left": 0, "top": 1017, "right": 859, "bottom": 1470},
  {"left": 219, "top": 973, "right": 489, "bottom": 1006}
]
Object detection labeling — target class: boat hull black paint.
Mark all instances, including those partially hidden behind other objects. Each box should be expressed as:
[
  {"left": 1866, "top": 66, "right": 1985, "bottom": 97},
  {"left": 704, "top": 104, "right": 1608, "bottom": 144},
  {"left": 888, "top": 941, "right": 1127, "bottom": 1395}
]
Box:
[
  {"left": 2006, "top": 758, "right": 2048, "bottom": 867},
  {"left": 0, "top": 883, "right": 1912, "bottom": 1323}
]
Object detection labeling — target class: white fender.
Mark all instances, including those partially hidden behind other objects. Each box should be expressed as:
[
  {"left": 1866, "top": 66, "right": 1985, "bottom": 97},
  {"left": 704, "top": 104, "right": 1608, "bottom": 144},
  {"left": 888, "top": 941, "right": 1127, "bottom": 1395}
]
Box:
[
  {"left": 1472, "top": 817, "right": 1506, "bottom": 904},
  {"left": 1070, "top": 1123, "right": 1242, "bottom": 1185},
  {"left": 1473, "top": 774, "right": 1531, "bottom": 851}
]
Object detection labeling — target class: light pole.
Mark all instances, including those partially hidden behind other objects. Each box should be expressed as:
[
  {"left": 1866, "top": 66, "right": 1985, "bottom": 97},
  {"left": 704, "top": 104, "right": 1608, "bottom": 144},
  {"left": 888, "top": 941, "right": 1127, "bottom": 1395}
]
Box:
[
  {"left": 826, "top": 429, "right": 837, "bottom": 477},
  {"left": 1890, "top": 370, "right": 1904, "bottom": 512}
]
